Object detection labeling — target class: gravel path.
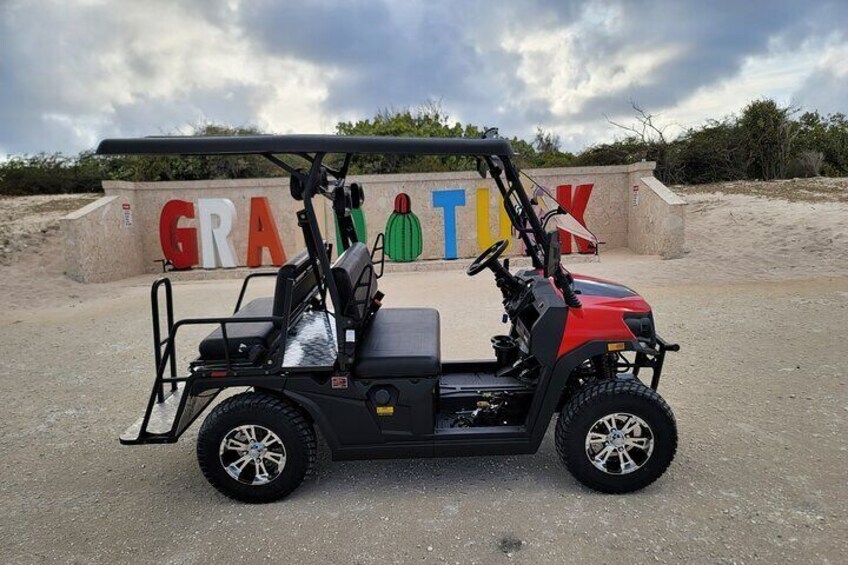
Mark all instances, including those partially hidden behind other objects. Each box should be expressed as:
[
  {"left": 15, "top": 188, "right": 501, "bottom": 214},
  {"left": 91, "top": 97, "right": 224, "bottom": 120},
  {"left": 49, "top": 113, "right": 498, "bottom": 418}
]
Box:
[
  {"left": 1, "top": 185, "right": 846, "bottom": 563},
  {"left": 0, "top": 271, "right": 846, "bottom": 564}
]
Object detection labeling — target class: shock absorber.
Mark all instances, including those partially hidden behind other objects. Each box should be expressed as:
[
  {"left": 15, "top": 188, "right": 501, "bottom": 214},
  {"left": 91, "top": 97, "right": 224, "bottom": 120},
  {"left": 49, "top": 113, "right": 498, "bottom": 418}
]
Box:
[{"left": 591, "top": 354, "right": 615, "bottom": 380}]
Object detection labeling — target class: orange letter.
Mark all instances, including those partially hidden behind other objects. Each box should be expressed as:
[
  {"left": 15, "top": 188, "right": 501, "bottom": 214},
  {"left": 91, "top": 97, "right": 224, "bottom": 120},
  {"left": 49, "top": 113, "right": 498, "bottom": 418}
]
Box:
[
  {"left": 159, "top": 200, "right": 198, "bottom": 269},
  {"left": 246, "top": 197, "right": 286, "bottom": 267}
]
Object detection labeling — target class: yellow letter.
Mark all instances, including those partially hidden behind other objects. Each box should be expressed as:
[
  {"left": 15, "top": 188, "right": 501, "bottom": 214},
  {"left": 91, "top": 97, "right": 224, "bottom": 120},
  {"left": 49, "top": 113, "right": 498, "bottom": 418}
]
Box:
[{"left": 476, "top": 188, "right": 512, "bottom": 252}]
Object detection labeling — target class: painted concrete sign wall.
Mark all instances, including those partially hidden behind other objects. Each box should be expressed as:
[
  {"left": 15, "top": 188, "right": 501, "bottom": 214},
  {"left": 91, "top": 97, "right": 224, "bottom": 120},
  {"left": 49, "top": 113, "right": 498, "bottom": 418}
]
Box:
[
  {"left": 61, "top": 162, "right": 686, "bottom": 283},
  {"left": 155, "top": 184, "right": 596, "bottom": 270}
]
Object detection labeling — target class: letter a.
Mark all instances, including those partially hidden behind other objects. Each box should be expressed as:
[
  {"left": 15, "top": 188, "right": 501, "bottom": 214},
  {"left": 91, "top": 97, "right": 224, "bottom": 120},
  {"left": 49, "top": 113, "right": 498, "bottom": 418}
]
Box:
[{"left": 246, "top": 197, "right": 287, "bottom": 267}]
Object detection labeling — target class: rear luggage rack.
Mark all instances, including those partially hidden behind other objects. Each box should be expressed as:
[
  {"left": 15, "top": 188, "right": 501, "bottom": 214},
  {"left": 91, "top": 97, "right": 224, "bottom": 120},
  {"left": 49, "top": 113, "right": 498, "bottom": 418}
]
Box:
[
  {"left": 120, "top": 275, "right": 295, "bottom": 445},
  {"left": 119, "top": 219, "right": 333, "bottom": 445}
]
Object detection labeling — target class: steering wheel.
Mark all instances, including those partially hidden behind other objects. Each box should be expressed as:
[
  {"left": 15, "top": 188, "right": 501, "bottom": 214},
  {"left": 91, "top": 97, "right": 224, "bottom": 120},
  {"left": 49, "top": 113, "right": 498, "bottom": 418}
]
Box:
[{"left": 467, "top": 239, "right": 509, "bottom": 276}]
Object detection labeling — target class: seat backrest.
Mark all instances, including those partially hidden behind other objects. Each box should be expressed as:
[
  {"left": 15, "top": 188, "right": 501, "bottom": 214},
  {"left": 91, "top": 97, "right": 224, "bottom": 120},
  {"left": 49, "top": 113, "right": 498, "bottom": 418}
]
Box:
[
  {"left": 331, "top": 242, "right": 378, "bottom": 322},
  {"left": 273, "top": 249, "right": 318, "bottom": 323}
]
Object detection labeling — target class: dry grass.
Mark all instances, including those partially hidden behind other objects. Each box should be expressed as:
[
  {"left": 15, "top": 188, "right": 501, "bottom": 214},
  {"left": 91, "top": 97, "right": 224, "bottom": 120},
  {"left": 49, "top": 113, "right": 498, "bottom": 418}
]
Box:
[
  {"left": 673, "top": 176, "right": 848, "bottom": 203},
  {"left": 0, "top": 193, "right": 100, "bottom": 263}
]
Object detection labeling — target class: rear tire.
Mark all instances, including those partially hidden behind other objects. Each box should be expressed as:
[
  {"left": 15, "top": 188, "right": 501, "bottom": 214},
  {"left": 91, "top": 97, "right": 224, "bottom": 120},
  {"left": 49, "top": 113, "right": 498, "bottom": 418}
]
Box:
[
  {"left": 555, "top": 379, "right": 677, "bottom": 493},
  {"left": 197, "top": 392, "right": 316, "bottom": 503}
]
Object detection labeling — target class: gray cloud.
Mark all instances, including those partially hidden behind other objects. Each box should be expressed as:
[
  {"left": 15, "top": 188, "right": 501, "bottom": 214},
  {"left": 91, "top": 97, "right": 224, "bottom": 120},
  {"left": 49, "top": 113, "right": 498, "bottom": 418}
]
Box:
[
  {"left": 237, "top": 1, "right": 536, "bottom": 129},
  {"left": 574, "top": 1, "right": 845, "bottom": 118},
  {"left": 1, "top": 0, "right": 847, "bottom": 156},
  {"left": 793, "top": 62, "right": 848, "bottom": 117}
]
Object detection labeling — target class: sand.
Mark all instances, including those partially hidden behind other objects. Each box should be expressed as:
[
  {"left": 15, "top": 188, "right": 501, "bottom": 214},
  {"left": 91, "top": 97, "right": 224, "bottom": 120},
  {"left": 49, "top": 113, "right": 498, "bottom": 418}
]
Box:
[
  {"left": 1, "top": 263, "right": 847, "bottom": 564},
  {"left": 0, "top": 193, "right": 100, "bottom": 264}
]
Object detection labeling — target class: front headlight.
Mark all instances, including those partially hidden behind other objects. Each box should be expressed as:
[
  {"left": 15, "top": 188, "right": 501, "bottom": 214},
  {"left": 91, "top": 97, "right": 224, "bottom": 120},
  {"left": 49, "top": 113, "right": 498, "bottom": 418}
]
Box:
[{"left": 624, "top": 313, "right": 656, "bottom": 346}]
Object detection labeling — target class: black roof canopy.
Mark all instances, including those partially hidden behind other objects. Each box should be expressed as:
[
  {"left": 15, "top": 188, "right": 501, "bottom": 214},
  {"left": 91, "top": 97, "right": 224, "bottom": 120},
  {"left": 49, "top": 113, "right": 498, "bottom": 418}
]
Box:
[{"left": 96, "top": 134, "right": 514, "bottom": 157}]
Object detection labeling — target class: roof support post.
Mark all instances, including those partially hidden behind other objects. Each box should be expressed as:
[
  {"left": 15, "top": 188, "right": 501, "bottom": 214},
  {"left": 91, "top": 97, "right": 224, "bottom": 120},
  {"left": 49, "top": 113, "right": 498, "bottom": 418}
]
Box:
[
  {"left": 488, "top": 155, "right": 545, "bottom": 271},
  {"left": 300, "top": 153, "right": 349, "bottom": 370}
]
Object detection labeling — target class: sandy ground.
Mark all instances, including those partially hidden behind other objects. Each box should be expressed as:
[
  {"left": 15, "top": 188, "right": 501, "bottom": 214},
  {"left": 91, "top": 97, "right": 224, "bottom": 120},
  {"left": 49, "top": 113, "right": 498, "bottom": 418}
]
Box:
[
  {"left": 0, "top": 193, "right": 99, "bottom": 265},
  {"left": 0, "top": 182, "right": 847, "bottom": 564},
  {"left": 673, "top": 176, "right": 848, "bottom": 204}
]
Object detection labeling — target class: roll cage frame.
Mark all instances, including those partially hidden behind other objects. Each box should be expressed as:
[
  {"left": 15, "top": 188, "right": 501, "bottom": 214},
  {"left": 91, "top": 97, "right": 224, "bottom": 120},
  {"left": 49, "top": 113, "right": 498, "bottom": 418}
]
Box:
[{"left": 96, "top": 134, "right": 560, "bottom": 371}]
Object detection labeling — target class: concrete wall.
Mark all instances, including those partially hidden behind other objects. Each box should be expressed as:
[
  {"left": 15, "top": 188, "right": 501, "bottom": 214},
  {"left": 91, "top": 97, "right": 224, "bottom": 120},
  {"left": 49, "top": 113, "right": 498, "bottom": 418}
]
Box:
[
  {"left": 60, "top": 195, "right": 145, "bottom": 283},
  {"left": 100, "top": 179, "right": 328, "bottom": 275},
  {"left": 627, "top": 175, "right": 687, "bottom": 258},
  {"left": 338, "top": 163, "right": 653, "bottom": 260},
  {"left": 61, "top": 162, "right": 686, "bottom": 282}
]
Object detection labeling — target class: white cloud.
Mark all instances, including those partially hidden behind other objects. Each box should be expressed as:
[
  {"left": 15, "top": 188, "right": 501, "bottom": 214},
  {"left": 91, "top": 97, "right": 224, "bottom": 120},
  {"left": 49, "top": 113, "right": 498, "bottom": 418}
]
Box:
[
  {"left": 1, "top": 0, "right": 847, "bottom": 155},
  {"left": 0, "top": 0, "right": 336, "bottom": 153},
  {"left": 656, "top": 35, "right": 848, "bottom": 137}
]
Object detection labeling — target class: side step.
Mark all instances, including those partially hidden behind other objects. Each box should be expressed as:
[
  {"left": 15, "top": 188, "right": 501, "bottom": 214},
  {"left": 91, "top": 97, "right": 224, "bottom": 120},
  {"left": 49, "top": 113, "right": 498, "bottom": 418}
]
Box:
[{"left": 119, "top": 384, "right": 186, "bottom": 445}]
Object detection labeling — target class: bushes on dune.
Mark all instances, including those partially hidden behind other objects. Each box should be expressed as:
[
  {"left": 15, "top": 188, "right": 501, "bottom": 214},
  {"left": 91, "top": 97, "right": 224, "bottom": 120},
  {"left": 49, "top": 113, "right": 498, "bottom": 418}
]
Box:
[
  {"left": 2, "top": 100, "right": 847, "bottom": 195},
  {"left": 576, "top": 99, "right": 848, "bottom": 185}
]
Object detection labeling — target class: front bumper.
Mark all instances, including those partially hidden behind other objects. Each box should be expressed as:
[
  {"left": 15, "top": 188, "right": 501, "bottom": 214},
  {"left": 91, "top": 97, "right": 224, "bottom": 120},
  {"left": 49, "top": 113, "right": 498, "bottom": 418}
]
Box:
[{"left": 632, "top": 333, "right": 679, "bottom": 390}]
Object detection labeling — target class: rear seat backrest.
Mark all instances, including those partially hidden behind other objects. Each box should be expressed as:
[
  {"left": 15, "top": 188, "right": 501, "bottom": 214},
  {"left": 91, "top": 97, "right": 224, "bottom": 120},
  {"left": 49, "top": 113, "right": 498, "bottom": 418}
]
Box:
[
  {"left": 331, "top": 242, "right": 378, "bottom": 322},
  {"left": 272, "top": 249, "right": 318, "bottom": 323}
]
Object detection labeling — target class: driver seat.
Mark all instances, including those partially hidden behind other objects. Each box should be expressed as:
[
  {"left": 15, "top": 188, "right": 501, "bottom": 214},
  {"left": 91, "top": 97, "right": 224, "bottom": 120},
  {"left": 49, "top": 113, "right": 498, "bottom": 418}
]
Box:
[{"left": 330, "top": 243, "right": 441, "bottom": 378}]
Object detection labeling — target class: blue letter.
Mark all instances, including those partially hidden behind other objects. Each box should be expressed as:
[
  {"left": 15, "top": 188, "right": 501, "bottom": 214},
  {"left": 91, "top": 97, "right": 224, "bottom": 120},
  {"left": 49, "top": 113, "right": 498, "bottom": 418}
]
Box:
[{"left": 432, "top": 189, "right": 466, "bottom": 260}]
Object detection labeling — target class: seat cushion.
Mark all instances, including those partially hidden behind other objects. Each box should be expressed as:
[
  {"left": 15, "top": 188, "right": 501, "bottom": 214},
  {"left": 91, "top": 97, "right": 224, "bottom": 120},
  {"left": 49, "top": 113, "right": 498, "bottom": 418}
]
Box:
[
  {"left": 198, "top": 297, "right": 277, "bottom": 360},
  {"left": 354, "top": 308, "right": 441, "bottom": 378}
]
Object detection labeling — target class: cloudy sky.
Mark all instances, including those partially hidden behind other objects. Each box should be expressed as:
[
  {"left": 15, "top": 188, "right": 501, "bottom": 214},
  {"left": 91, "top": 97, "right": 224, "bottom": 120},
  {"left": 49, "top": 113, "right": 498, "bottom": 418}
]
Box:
[{"left": 2, "top": 0, "right": 847, "bottom": 157}]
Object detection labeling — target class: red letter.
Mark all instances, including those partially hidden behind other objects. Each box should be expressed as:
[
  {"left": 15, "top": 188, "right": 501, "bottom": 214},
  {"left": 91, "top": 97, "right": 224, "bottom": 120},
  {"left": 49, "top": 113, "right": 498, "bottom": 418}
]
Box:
[
  {"left": 246, "top": 197, "right": 287, "bottom": 267},
  {"left": 159, "top": 200, "right": 198, "bottom": 269},
  {"left": 555, "top": 184, "right": 594, "bottom": 254}
]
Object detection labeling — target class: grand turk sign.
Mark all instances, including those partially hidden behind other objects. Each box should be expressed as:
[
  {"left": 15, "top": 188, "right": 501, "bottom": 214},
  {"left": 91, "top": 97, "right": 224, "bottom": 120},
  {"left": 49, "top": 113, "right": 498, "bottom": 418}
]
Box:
[{"left": 158, "top": 184, "right": 596, "bottom": 270}]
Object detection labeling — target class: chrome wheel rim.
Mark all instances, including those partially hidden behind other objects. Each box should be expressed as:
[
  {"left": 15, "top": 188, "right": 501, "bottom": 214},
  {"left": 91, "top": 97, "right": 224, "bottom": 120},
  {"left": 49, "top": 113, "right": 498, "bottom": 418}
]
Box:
[
  {"left": 585, "top": 412, "right": 654, "bottom": 475},
  {"left": 219, "top": 425, "right": 286, "bottom": 485}
]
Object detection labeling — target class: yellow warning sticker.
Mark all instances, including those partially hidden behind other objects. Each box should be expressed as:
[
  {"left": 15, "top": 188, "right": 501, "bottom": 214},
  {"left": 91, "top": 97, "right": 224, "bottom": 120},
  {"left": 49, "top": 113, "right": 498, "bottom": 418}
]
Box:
[{"left": 376, "top": 406, "right": 395, "bottom": 416}]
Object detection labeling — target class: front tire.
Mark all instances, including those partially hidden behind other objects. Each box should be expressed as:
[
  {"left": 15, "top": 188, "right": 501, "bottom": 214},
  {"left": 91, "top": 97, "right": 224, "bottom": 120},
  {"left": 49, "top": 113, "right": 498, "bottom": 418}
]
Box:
[
  {"left": 197, "top": 392, "right": 316, "bottom": 503},
  {"left": 555, "top": 379, "right": 677, "bottom": 493}
]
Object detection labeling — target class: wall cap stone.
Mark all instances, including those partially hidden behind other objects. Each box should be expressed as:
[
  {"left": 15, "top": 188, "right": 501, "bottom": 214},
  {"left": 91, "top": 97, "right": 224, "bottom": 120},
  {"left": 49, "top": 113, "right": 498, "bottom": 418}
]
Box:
[
  {"left": 640, "top": 176, "right": 687, "bottom": 206},
  {"left": 103, "top": 179, "right": 286, "bottom": 192},
  {"left": 61, "top": 195, "right": 118, "bottom": 221}
]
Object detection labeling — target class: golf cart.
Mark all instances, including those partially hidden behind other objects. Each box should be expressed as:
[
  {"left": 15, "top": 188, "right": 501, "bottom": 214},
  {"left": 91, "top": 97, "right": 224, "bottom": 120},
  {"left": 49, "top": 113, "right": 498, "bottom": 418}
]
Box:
[{"left": 97, "top": 134, "right": 680, "bottom": 503}]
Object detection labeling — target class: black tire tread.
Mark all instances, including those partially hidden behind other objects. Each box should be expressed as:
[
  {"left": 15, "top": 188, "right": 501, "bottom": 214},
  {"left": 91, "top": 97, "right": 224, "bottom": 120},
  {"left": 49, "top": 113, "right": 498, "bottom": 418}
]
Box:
[
  {"left": 555, "top": 379, "right": 677, "bottom": 493},
  {"left": 197, "top": 392, "right": 316, "bottom": 503}
]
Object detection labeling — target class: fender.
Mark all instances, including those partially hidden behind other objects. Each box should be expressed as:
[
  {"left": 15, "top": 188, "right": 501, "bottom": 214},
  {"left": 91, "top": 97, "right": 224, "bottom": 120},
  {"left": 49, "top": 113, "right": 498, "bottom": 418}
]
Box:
[
  {"left": 527, "top": 339, "right": 639, "bottom": 450},
  {"left": 281, "top": 389, "right": 346, "bottom": 454},
  {"left": 191, "top": 376, "right": 345, "bottom": 452}
]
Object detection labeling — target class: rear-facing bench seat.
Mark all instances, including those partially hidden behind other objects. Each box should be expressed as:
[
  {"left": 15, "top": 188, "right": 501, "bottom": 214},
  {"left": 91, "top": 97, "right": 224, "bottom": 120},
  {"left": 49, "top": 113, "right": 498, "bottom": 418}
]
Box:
[
  {"left": 198, "top": 248, "right": 317, "bottom": 361},
  {"left": 197, "top": 297, "right": 276, "bottom": 360}
]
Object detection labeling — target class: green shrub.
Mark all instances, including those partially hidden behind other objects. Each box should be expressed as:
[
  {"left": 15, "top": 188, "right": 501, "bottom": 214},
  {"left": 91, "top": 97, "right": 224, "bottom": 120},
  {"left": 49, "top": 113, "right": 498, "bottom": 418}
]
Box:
[
  {"left": 3, "top": 100, "right": 848, "bottom": 195},
  {"left": 0, "top": 153, "right": 103, "bottom": 195}
]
